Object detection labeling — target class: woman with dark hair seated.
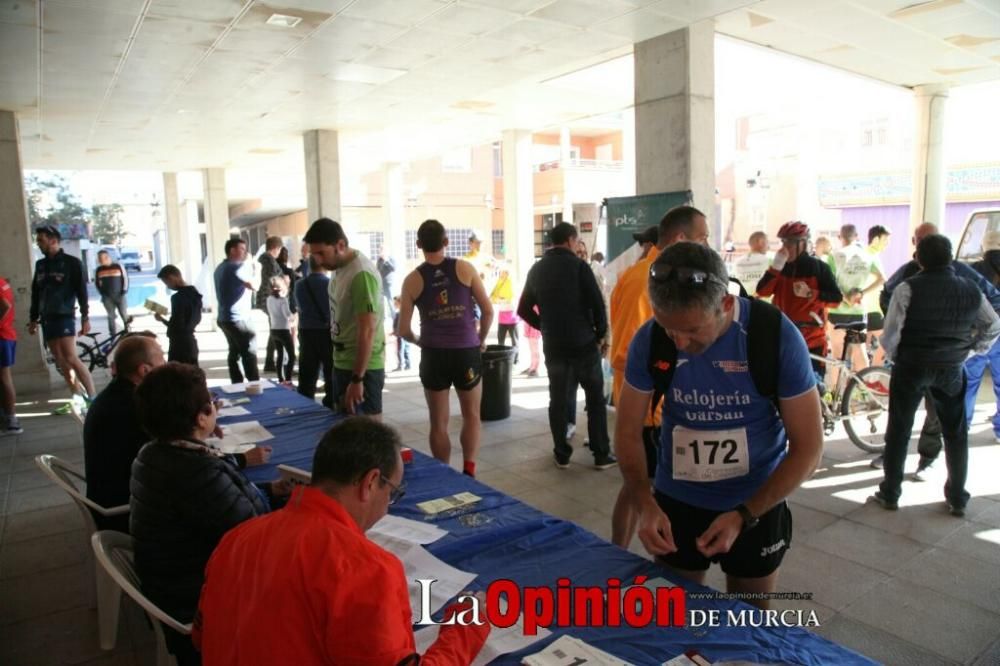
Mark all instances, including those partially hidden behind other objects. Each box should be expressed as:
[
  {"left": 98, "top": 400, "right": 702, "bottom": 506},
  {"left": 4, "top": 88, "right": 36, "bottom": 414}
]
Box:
[{"left": 130, "top": 362, "right": 284, "bottom": 665}]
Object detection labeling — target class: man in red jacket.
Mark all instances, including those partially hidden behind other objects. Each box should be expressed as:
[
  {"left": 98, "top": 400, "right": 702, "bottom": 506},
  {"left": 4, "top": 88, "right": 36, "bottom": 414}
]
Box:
[
  {"left": 756, "top": 221, "right": 842, "bottom": 377},
  {"left": 195, "top": 418, "right": 490, "bottom": 665}
]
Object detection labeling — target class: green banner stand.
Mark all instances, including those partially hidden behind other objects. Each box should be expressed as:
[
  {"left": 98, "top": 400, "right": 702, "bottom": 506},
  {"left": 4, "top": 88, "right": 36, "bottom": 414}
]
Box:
[{"left": 604, "top": 191, "right": 692, "bottom": 263}]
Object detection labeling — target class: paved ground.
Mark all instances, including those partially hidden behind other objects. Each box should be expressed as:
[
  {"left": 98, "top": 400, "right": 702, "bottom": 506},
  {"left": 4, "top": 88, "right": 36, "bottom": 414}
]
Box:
[{"left": 1, "top": 309, "right": 998, "bottom": 665}]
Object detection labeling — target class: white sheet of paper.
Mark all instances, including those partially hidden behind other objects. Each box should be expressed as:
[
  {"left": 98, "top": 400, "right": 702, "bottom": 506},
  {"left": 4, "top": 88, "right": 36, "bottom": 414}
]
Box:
[
  {"left": 205, "top": 421, "right": 274, "bottom": 448},
  {"left": 521, "top": 635, "right": 634, "bottom": 666},
  {"left": 413, "top": 604, "right": 550, "bottom": 666},
  {"left": 219, "top": 381, "right": 275, "bottom": 394},
  {"left": 368, "top": 514, "right": 448, "bottom": 545},
  {"left": 216, "top": 442, "right": 256, "bottom": 455},
  {"left": 373, "top": 535, "right": 475, "bottom": 622},
  {"left": 217, "top": 405, "right": 251, "bottom": 417}
]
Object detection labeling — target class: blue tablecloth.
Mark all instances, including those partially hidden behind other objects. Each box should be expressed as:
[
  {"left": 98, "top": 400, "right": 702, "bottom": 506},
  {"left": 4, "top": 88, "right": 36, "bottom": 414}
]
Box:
[{"left": 217, "top": 385, "right": 875, "bottom": 665}]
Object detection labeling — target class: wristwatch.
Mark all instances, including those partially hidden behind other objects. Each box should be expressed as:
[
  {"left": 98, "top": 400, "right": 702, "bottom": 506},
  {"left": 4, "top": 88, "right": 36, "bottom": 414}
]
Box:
[
  {"left": 350, "top": 373, "right": 365, "bottom": 384},
  {"left": 735, "top": 504, "right": 759, "bottom": 532}
]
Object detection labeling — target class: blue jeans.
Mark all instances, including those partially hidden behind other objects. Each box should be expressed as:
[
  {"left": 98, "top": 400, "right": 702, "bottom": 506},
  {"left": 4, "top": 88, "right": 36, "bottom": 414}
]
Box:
[
  {"left": 964, "top": 338, "right": 1000, "bottom": 438},
  {"left": 879, "top": 361, "right": 970, "bottom": 508},
  {"left": 545, "top": 348, "right": 609, "bottom": 459}
]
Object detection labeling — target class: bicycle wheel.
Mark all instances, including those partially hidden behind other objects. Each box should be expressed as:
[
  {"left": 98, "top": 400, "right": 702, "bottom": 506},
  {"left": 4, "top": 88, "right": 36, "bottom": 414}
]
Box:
[
  {"left": 841, "top": 365, "right": 891, "bottom": 453},
  {"left": 76, "top": 341, "right": 98, "bottom": 372}
]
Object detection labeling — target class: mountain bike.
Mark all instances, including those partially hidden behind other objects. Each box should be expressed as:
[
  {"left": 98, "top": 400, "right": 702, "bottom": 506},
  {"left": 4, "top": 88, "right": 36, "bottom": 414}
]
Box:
[
  {"left": 812, "top": 322, "right": 891, "bottom": 453},
  {"left": 75, "top": 330, "right": 129, "bottom": 372}
]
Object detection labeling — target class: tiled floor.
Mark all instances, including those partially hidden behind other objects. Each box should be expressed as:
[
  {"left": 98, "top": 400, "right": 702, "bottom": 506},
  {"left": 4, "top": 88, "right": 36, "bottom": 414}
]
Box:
[{"left": 1, "top": 318, "right": 999, "bottom": 665}]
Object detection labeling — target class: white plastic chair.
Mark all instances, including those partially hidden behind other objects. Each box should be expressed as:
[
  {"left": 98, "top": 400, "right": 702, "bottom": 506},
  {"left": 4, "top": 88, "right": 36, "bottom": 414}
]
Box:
[
  {"left": 34, "top": 454, "right": 130, "bottom": 645},
  {"left": 92, "top": 531, "right": 192, "bottom": 666}
]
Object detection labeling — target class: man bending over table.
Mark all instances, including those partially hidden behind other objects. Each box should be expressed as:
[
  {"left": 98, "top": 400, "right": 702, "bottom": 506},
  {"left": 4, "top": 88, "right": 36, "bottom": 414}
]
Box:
[
  {"left": 195, "top": 418, "right": 490, "bottom": 664},
  {"left": 616, "top": 243, "right": 823, "bottom": 608}
]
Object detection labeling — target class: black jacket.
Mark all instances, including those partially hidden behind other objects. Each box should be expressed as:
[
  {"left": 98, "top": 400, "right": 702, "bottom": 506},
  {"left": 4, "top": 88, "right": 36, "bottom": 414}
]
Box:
[
  {"left": 257, "top": 253, "right": 281, "bottom": 310},
  {"left": 95, "top": 262, "right": 128, "bottom": 299},
  {"left": 130, "top": 441, "right": 268, "bottom": 622},
  {"left": 30, "top": 249, "right": 89, "bottom": 320},
  {"left": 971, "top": 250, "right": 1000, "bottom": 287},
  {"left": 517, "top": 247, "right": 608, "bottom": 358},
  {"left": 83, "top": 377, "right": 144, "bottom": 533},
  {"left": 167, "top": 286, "right": 203, "bottom": 339}
]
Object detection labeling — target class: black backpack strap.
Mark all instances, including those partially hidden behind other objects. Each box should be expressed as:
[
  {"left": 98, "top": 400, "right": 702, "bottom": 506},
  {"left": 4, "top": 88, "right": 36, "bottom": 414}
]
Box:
[
  {"left": 746, "top": 298, "right": 783, "bottom": 409},
  {"left": 647, "top": 323, "right": 678, "bottom": 421},
  {"left": 645, "top": 299, "right": 783, "bottom": 420}
]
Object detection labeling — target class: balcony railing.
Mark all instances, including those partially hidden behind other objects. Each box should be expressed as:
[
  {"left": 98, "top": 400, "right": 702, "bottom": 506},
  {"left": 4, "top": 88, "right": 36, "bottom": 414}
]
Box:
[{"left": 534, "top": 159, "right": 625, "bottom": 173}]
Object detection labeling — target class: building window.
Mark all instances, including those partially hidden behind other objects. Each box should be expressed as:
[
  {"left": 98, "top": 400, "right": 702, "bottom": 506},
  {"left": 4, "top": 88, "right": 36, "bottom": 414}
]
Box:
[
  {"left": 861, "top": 127, "right": 873, "bottom": 147},
  {"left": 492, "top": 229, "right": 505, "bottom": 256},
  {"left": 405, "top": 230, "right": 418, "bottom": 260},
  {"left": 368, "top": 231, "right": 384, "bottom": 260},
  {"left": 445, "top": 228, "right": 474, "bottom": 258}
]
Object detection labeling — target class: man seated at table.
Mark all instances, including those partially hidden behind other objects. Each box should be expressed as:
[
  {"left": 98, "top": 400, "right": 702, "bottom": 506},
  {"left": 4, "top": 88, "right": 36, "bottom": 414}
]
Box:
[
  {"left": 83, "top": 335, "right": 164, "bottom": 533},
  {"left": 195, "top": 418, "right": 491, "bottom": 665}
]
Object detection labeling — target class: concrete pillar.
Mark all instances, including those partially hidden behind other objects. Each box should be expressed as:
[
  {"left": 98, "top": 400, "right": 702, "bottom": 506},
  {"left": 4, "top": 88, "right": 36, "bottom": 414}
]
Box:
[
  {"left": 502, "top": 129, "right": 535, "bottom": 285},
  {"left": 633, "top": 21, "right": 716, "bottom": 246},
  {"left": 910, "top": 84, "right": 948, "bottom": 233},
  {"left": 559, "top": 126, "right": 573, "bottom": 223},
  {"left": 0, "top": 110, "right": 52, "bottom": 392},
  {"left": 183, "top": 199, "right": 202, "bottom": 270},
  {"left": 162, "top": 172, "right": 188, "bottom": 275},
  {"left": 622, "top": 107, "right": 636, "bottom": 195},
  {"left": 303, "top": 129, "right": 342, "bottom": 227},
  {"left": 383, "top": 163, "right": 406, "bottom": 271},
  {"left": 201, "top": 168, "right": 230, "bottom": 269}
]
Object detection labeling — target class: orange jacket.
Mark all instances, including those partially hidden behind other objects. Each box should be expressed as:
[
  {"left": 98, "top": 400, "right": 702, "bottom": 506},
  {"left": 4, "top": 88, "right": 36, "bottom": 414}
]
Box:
[
  {"left": 195, "top": 487, "right": 488, "bottom": 665},
  {"left": 610, "top": 248, "right": 661, "bottom": 426},
  {"left": 610, "top": 247, "right": 659, "bottom": 374}
]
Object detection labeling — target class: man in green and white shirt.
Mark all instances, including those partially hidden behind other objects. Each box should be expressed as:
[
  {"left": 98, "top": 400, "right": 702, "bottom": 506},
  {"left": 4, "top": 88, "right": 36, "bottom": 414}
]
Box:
[
  {"left": 828, "top": 224, "right": 883, "bottom": 374},
  {"left": 304, "top": 218, "right": 386, "bottom": 417}
]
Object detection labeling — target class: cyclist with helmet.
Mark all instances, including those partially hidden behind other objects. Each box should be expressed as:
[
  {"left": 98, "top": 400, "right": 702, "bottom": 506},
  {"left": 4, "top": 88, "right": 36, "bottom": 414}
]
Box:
[{"left": 756, "top": 222, "right": 842, "bottom": 376}]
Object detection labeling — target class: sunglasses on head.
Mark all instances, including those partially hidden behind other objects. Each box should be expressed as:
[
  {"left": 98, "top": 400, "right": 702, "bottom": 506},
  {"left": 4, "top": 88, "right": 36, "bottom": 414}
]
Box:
[{"left": 649, "top": 263, "right": 728, "bottom": 288}]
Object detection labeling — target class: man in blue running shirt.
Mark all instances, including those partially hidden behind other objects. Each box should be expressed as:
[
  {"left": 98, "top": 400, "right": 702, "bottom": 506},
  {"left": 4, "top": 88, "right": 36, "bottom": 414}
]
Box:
[{"left": 615, "top": 242, "right": 823, "bottom": 608}]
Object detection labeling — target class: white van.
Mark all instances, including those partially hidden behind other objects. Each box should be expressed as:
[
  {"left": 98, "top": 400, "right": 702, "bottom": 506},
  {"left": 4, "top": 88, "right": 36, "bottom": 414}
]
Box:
[{"left": 956, "top": 208, "right": 1000, "bottom": 263}]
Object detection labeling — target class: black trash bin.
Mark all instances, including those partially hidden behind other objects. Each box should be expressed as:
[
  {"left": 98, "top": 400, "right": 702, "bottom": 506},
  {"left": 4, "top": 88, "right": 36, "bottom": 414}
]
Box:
[{"left": 480, "top": 344, "right": 516, "bottom": 421}]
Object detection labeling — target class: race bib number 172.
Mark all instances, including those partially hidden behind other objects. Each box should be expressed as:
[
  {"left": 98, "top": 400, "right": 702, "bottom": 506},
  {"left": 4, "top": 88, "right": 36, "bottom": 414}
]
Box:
[{"left": 671, "top": 425, "right": 750, "bottom": 482}]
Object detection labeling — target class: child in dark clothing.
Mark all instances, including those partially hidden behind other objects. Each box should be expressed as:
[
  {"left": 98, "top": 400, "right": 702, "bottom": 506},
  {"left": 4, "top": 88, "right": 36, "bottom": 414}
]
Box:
[
  {"left": 155, "top": 265, "right": 202, "bottom": 365},
  {"left": 266, "top": 276, "right": 296, "bottom": 382},
  {"left": 392, "top": 295, "right": 410, "bottom": 372}
]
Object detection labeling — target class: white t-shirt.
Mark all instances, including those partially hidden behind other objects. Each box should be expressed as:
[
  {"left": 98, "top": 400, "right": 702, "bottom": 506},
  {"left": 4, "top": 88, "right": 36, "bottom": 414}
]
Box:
[
  {"left": 733, "top": 252, "right": 771, "bottom": 292},
  {"left": 830, "top": 243, "right": 879, "bottom": 315}
]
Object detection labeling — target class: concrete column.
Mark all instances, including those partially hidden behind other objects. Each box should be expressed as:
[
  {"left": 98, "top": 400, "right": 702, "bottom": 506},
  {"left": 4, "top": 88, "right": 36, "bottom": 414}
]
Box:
[
  {"left": 303, "top": 129, "right": 342, "bottom": 227},
  {"left": 559, "top": 126, "right": 573, "bottom": 223},
  {"left": 0, "top": 110, "right": 52, "bottom": 392},
  {"left": 634, "top": 21, "right": 716, "bottom": 246},
  {"left": 201, "top": 168, "right": 229, "bottom": 269},
  {"left": 162, "top": 172, "right": 188, "bottom": 275},
  {"left": 910, "top": 84, "right": 948, "bottom": 233},
  {"left": 622, "top": 107, "right": 636, "bottom": 195},
  {"left": 502, "top": 129, "right": 535, "bottom": 285},
  {"left": 382, "top": 163, "right": 406, "bottom": 272},
  {"left": 183, "top": 199, "right": 202, "bottom": 270}
]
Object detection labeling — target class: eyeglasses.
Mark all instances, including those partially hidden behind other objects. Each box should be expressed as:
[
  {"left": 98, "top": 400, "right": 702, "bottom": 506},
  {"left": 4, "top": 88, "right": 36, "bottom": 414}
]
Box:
[
  {"left": 381, "top": 475, "right": 407, "bottom": 505},
  {"left": 649, "top": 264, "right": 728, "bottom": 289}
]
